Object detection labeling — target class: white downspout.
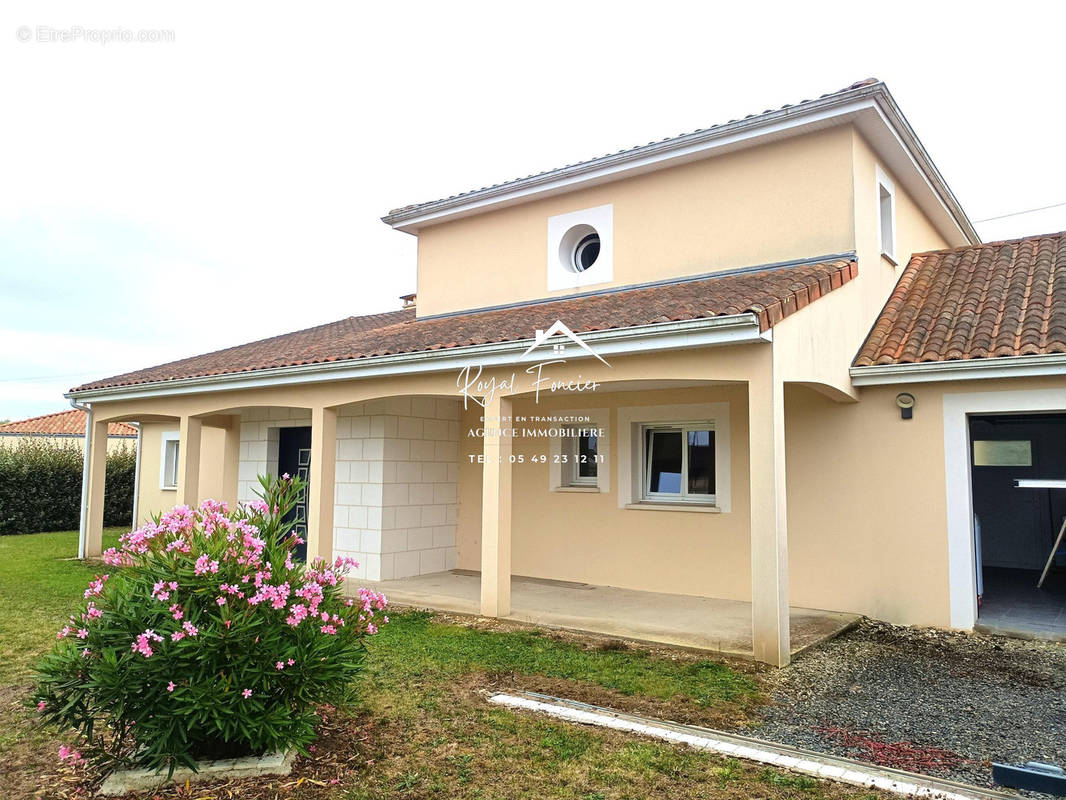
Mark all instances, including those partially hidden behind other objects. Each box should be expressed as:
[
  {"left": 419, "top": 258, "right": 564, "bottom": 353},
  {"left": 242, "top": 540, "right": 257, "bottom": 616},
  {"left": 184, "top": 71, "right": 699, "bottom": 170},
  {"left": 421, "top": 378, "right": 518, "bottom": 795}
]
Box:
[
  {"left": 130, "top": 422, "right": 142, "bottom": 528},
  {"left": 70, "top": 398, "right": 91, "bottom": 560}
]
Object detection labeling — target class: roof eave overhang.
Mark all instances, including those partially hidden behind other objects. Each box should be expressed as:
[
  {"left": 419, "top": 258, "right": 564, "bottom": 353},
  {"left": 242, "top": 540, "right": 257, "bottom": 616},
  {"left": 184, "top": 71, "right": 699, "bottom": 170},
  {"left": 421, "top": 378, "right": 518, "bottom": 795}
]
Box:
[
  {"left": 382, "top": 83, "right": 978, "bottom": 247},
  {"left": 850, "top": 353, "right": 1066, "bottom": 386},
  {"left": 67, "top": 313, "right": 767, "bottom": 404}
]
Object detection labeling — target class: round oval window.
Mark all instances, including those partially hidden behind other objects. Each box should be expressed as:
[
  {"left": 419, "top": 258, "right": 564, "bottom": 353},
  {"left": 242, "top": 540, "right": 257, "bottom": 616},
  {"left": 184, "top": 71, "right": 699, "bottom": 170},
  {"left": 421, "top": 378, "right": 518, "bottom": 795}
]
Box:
[{"left": 572, "top": 233, "right": 600, "bottom": 272}]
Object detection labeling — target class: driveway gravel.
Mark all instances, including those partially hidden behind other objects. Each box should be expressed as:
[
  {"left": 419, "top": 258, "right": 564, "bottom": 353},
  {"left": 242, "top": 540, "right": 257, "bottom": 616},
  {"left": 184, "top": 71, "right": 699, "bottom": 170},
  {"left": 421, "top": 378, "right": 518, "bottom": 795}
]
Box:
[{"left": 737, "top": 621, "right": 1066, "bottom": 795}]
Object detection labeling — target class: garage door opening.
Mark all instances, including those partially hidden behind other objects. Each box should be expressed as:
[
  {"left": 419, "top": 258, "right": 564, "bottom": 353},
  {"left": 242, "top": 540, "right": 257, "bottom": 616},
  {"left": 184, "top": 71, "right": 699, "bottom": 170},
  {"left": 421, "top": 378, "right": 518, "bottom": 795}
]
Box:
[{"left": 970, "top": 414, "right": 1066, "bottom": 637}]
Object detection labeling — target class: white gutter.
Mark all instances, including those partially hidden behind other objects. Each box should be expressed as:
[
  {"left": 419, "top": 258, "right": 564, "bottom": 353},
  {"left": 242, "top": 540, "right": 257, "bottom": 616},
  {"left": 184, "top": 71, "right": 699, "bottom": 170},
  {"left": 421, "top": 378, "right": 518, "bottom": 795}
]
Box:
[
  {"left": 850, "top": 353, "right": 1066, "bottom": 386},
  {"left": 69, "top": 398, "right": 91, "bottom": 560},
  {"left": 67, "top": 313, "right": 766, "bottom": 403}
]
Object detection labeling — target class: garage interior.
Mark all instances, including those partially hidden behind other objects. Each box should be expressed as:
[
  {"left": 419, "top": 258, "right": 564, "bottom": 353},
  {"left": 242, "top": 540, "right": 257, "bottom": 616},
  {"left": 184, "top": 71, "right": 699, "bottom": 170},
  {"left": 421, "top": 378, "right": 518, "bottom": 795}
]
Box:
[{"left": 970, "top": 414, "right": 1066, "bottom": 637}]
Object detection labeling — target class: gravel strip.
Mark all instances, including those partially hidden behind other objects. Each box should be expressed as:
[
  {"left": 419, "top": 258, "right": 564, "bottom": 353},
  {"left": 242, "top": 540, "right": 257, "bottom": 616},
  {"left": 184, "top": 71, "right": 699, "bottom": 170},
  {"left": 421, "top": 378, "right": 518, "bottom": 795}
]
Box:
[{"left": 736, "top": 621, "right": 1066, "bottom": 796}]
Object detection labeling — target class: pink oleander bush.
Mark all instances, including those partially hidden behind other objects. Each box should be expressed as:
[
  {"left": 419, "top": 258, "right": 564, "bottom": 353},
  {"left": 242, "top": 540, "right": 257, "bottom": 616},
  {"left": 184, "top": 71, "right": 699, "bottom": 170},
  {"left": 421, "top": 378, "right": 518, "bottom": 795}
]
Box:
[{"left": 32, "top": 474, "right": 387, "bottom": 774}]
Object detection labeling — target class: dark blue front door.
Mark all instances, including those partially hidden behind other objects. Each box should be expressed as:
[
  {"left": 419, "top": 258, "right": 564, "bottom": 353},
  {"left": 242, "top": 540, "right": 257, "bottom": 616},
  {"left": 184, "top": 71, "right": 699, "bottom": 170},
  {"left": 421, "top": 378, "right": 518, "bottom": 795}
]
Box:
[{"left": 277, "top": 426, "right": 312, "bottom": 562}]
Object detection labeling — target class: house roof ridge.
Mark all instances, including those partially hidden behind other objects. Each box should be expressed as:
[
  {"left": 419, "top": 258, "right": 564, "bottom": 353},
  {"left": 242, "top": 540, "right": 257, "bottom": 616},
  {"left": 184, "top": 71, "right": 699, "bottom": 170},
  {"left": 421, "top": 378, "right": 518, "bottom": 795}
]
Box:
[
  {"left": 383, "top": 79, "right": 882, "bottom": 221},
  {"left": 911, "top": 229, "right": 1066, "bottom": 258},
  {"left": 1, "top": 409, "right": 74, "bottom": 427},
  {"left": 0, "top": 409, "right": 138, "bottom": 436}
]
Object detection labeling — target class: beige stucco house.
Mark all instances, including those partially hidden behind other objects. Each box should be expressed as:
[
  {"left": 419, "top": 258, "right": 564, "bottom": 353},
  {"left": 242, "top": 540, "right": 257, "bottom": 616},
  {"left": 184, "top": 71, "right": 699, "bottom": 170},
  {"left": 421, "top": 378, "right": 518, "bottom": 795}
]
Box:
[{"left": 67, "top": 79, "right": 1066, "bottom": 665}]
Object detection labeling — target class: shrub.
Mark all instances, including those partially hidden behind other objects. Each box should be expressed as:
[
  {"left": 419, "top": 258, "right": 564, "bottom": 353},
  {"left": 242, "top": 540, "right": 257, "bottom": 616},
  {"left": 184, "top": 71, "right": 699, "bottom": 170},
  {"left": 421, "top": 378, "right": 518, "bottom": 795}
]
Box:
[
  {"left": 32, "top": 475, "right": 387, "bottom": 774},
  {"left": 0, "top": 439, "right": 136, "bottom": 534}
]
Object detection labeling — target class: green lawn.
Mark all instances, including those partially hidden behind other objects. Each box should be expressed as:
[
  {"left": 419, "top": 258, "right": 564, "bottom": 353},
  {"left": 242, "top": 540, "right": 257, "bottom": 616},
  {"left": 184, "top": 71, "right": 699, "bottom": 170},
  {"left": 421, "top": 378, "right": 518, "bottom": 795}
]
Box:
[
  {"left": 0, "top": 527, "right": 123, "bottom": 684},
  {"left": 0, "top": 529, "right": 885, "bottom": 799}
]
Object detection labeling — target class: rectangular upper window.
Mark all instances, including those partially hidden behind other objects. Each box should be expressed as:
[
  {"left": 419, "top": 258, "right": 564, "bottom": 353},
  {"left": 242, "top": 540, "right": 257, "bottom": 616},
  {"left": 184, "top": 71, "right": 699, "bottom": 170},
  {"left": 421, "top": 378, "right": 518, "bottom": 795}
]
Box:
[
  {"left": 877, "top": 166, "right": 896, "bottom": 263},
  {"left": 973, "top": 440, "right": 1032, "bottom": 467},
  {"left": 641, "top": 423, "right": 715, "bottom": 503},
  {"left": 161, "top": 433, "right": 180, "bottom": 489}
]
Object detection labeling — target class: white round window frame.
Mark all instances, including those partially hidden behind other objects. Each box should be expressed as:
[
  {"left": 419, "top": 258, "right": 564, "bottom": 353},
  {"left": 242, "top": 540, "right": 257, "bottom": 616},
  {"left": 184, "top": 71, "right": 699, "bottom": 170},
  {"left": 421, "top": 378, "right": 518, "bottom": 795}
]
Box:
[
  {"left": 559, "top": 224, "right": 600, "bottom": 274},
  {"left": 546, "top": 204, "right": 613, "bottom": 291}
]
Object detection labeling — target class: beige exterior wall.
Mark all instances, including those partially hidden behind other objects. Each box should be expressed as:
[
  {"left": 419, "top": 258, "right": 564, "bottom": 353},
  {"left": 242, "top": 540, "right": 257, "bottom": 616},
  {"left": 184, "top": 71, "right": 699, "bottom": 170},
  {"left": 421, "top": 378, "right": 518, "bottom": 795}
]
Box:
[
  {"left": 135, "top": 421, "right": 226, "bottom": 525},
  {"left": 457, "top": 385, "right": 752, "bottom": 600},
  {"left": 415, "top": 127, "right": 858, "bottom": 317},
  {"left": 850, "top": 129, "right": 950, "bottom": 327},
  {"left": 0, "top": 433, "right": 135, "bottom": 455},
  {"left": 785, "top": 374, "right": 1066, "bottom": 628}
]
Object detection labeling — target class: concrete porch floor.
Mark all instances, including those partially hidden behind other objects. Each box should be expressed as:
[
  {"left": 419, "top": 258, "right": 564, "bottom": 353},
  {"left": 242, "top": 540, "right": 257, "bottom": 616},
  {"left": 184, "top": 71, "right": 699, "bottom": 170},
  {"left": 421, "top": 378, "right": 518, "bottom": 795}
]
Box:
[{"left": 358, "top": 570, "right": 859, "bottom": 659}]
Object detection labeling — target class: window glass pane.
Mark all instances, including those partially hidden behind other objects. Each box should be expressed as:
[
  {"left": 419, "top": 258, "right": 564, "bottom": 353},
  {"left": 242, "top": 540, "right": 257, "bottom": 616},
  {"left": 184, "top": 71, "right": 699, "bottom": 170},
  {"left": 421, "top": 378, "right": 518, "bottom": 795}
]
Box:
[
  {"left": 577, "top": 432, "right": 597, "bottom": 478},
  {"left": 647, "top": 429, "right": 682, "bottom": 493},
  {"left": 164, "top": 440, "right": 180, "bottom": 486},
  {"left": 973, "top": 440, "right": 1031, "bottom": 467},
  {"left": 687, "top": 429, "right": 714, "bottom": 495}
]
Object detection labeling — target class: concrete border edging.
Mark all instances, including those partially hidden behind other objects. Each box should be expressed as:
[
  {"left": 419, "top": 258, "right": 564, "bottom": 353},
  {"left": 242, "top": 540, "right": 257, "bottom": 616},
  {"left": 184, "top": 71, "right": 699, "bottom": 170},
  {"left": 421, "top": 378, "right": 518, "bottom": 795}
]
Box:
[
  {"left": 98, "top": 749, "right": 296, "bottom": 795},
  {"left": 489, "top": 692, "right": 1013, "bottom": 800}
]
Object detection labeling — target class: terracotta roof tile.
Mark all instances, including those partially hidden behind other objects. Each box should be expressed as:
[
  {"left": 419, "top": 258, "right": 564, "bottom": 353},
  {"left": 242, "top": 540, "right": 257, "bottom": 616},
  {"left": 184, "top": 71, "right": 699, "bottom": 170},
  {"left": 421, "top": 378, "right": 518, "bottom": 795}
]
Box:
[
  {"left": 855, "top": 231, "right": 1066, "bottom": 366},
  {"left": 73, "top": 256, "right": 857, "bottom": 392},
  {"left": 0, "top": 410, "right": 137, "bottom": 437}
]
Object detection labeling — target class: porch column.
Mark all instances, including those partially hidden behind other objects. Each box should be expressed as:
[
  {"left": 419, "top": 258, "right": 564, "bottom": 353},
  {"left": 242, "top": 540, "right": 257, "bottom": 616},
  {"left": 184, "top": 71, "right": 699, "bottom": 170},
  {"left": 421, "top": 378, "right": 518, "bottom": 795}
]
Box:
[
  {"left": 480, "top": 394, "right": 513, "bottom": 617},
  {"left": 748, "top": 359, "right": 791, "bottom": 667},
  {"left": 83, "top": 418, "right": 109, "bottom": 558},
  {"left": 307, "top": 406, "right": 337, "bottom": 566},
  {"left": 176, "top": 415, "right": 203, "bottom": 508},
  {"left": 220, "top": 416, "right": 241, "bottom": 509}
]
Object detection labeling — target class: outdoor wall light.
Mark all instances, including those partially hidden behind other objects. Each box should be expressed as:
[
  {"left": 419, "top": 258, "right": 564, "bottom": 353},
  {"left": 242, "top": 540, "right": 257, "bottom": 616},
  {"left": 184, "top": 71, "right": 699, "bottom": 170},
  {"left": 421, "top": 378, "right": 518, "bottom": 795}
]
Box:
[{"left": 895, "top": 392, "right": 915, "bottom": 420}]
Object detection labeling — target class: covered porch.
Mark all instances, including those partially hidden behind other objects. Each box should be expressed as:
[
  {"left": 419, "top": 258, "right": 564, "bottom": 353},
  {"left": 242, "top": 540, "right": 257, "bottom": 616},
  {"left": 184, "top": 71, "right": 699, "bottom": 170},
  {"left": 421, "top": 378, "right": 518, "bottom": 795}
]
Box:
[
  {"left": 76, "top": 301, "right": 861, "bottom": 668},
  {"left": 361, "top": 569, "right": 858, "bottom": 658}
]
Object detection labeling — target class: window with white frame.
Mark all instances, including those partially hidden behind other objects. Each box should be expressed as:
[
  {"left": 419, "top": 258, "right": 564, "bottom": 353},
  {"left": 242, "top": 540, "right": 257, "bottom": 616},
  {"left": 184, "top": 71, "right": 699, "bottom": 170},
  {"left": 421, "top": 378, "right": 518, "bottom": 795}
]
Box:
[
  {"left": 641, "top": 422, "right": 715, "bottom": 503},
  {"left": 877, "top": 166, "right": 896, "bottom": 263},
  {"left": 160, "top": 432, "right": 180, "bottom": 489},
  {"left": 563, "top": 427, "right": 600, "bottom": 487}
]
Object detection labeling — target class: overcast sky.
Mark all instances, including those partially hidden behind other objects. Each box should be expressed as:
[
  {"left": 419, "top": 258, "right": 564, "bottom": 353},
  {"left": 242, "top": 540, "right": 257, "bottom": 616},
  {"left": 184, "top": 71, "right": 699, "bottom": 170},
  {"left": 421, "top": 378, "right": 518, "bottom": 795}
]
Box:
[{"left": 2, "top": 2, "right": 1065, "bottom": 420}]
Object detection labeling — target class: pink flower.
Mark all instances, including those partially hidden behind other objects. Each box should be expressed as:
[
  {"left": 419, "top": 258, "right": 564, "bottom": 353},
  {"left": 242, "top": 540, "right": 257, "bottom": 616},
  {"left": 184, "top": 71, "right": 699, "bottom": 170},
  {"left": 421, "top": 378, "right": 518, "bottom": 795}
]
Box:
[
  {"left": 131, "top": 629, "right": 163, "bottom": 658},
  {"left": 320, "top": 624, "right": 337, "bottom": 635},
  {"left": 167, "top": 681, "right": 175, "bottom": 693},
  {"left": 287, "top": 658, "right": 295, "bottom": 666},
  {"left": 37, "top": 701, "right": 46, "bottom": 712},
  {"left": 242, "top": 688, "right": 252, "bottom": 699},
  {"left": 84, "top": 574, "right": 109, "bottom": 599},
  {"left": 58, "top": 745, "right": 77, "bottom": 761},
  {"left": 215, "top": 596, "right": 226, "bottom": 606},
  {"left": 275, "top": 661, "right": 285, "bottom": 670},
  {"left": 76, "top": 629, "right": 88, "bottom": 639}
]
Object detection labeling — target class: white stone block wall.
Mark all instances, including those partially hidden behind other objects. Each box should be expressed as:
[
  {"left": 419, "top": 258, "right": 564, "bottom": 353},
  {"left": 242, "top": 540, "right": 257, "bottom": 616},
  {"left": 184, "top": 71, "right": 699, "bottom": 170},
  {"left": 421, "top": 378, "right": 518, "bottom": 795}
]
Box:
[
  {"left": 235, "top": 399, "right": 461, "bottom": 582},
  {"left": 333, "top": 396, "right": 460, "bottom": 581},
  {"left": 237, "top": 408, "right": 312, "bottom": 503}
]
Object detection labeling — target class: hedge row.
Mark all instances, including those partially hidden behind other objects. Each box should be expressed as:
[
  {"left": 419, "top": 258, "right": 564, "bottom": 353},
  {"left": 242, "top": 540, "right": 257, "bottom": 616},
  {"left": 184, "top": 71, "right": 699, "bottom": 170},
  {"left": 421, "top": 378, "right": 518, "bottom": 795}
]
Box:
[{"left": 0, "top": 439, "right": 136, "bottom": 535}]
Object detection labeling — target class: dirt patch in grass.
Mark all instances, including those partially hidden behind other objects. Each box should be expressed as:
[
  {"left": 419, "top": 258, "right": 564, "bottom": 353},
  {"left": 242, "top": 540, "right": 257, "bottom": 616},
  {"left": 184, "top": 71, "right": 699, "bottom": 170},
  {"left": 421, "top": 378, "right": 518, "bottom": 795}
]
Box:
[{"left": 2, "top": 680, "right": 890, "bottom": 800}]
